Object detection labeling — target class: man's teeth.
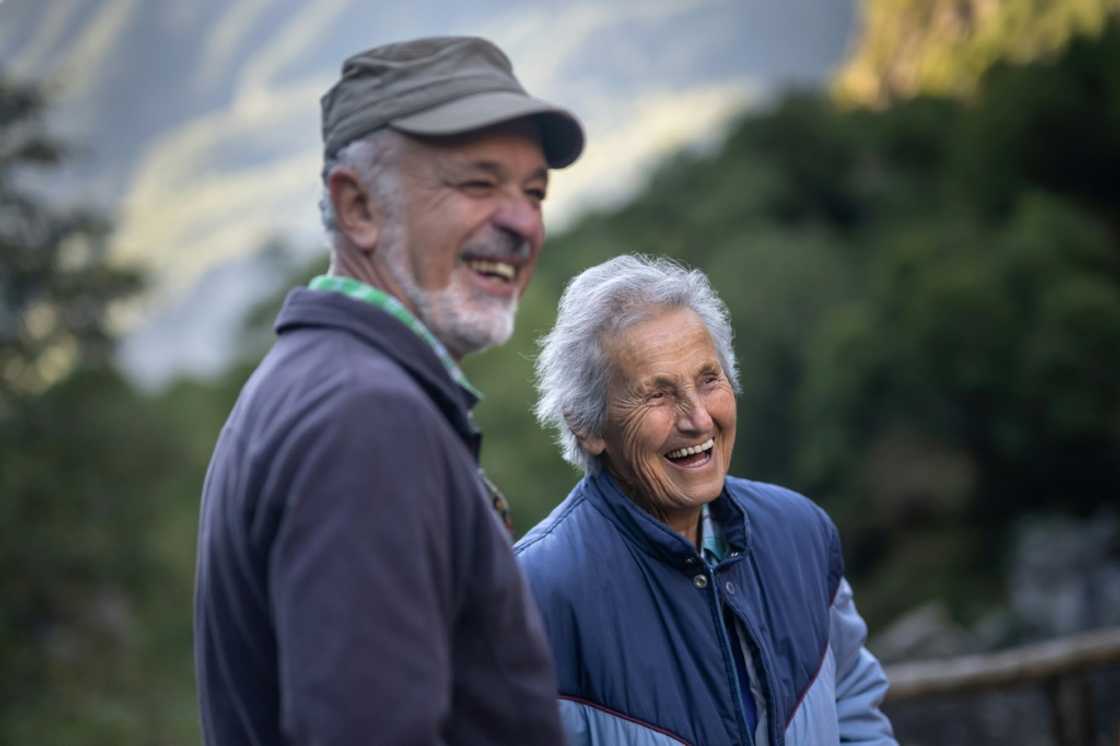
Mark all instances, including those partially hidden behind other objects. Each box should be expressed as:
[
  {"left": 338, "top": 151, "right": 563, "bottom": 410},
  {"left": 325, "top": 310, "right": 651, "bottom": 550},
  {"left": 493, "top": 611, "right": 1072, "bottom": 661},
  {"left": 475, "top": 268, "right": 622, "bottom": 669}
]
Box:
[
  {"left": 665, "top": 438, "right": 715, "bottom": 459},
  {"left": 466, "top": 259, "right": 515, "bottom": 281}
]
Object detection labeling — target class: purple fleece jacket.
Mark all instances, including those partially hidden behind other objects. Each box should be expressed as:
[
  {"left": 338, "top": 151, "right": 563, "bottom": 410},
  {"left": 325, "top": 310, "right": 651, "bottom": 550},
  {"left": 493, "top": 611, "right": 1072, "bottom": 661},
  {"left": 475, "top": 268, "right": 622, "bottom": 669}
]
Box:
[{"left": 194, "top": 287, "right": 564, "bottom": 745}]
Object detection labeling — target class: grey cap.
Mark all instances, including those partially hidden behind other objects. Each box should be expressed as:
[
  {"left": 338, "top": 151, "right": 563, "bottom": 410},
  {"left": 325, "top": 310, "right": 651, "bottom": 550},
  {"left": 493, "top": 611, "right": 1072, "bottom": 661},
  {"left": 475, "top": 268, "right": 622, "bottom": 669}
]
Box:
[{"left": 321, "top": 36, "right": 584, "bottom": 168}]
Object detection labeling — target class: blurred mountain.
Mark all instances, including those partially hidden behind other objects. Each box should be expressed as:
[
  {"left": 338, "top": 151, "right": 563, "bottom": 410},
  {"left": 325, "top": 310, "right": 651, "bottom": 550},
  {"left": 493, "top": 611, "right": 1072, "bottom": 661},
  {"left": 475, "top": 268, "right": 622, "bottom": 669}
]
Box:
[
  {"left": 0, "top": 0, "right": 860, "bottom": 387},
  {"left": 117, "top": 239, "right": 307, "bottom": 389}
]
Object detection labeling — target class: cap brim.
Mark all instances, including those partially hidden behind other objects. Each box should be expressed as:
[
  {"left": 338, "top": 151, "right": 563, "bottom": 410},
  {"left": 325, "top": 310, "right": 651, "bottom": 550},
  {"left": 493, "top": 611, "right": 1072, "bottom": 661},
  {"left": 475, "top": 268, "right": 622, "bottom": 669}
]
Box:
[{"left": 389, "top": 90, "right": 584, "bottom": 168}]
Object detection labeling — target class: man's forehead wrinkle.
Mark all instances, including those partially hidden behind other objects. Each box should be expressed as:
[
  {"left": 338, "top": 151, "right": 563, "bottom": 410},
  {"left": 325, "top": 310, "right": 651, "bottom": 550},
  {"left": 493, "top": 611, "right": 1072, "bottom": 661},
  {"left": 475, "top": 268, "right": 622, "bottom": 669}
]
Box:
[{"left": 459, "top": 160, "right": 505, "bottom": 177}]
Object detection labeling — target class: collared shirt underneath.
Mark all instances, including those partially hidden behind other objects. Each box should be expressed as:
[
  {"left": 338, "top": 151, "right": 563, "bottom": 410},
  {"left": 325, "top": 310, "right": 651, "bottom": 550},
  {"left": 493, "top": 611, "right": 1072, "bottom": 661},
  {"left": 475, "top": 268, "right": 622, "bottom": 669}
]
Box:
[
  {"left": 701, "top": 503, "right": 762, "bottom": 740},
  {"left": 308, "top": 274, "right": 482, "bottom": 400}
]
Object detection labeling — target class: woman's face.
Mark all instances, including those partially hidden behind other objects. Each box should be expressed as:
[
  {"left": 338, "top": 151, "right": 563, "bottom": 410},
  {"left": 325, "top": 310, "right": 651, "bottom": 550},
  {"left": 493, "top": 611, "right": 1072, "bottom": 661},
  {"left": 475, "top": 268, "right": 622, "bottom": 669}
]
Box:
[{"left": 584, "top": 306, "right": 737, "bottom": 517}]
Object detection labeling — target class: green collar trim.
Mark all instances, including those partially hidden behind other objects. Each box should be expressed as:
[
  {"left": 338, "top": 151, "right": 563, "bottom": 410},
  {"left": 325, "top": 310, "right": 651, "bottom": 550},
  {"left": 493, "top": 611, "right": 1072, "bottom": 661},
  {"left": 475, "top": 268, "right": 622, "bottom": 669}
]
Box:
[{"left": 308, "top": 275, "right": 482, "bottom": 400}]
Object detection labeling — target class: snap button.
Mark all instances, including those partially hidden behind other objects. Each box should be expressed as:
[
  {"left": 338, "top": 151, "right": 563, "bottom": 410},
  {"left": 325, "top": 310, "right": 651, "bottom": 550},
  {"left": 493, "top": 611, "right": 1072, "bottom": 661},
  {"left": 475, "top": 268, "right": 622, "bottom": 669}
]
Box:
[
  {"left": 693, "top": 574, "right": 709, "bottom": 589},
  {"left": 725, "top": 581, "right": 736, "bottom": 595},
  {"left": 729, "top": 551, "right": 741, "bottom": 558}
]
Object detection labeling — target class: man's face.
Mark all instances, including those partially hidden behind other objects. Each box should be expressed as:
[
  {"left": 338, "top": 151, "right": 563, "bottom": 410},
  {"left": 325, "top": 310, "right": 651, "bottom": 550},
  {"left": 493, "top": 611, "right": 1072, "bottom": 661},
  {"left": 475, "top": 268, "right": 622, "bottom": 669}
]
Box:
[
  {"left": 589, "top": 306, "right": 738, "bottom": 518},
  {"left": 375, "top": 120, "right": 549, "bottom": 358}
]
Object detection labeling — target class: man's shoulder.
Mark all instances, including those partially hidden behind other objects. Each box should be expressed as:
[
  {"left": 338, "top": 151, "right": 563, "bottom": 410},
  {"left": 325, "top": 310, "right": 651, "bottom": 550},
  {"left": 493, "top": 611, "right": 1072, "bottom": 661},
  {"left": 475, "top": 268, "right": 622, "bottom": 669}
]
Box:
[
  {"left": 260, "top": 324, "right": 432, "bottom": 410},
  {"left": 216, "top": 331, "right": 455, "bottom": 481}
]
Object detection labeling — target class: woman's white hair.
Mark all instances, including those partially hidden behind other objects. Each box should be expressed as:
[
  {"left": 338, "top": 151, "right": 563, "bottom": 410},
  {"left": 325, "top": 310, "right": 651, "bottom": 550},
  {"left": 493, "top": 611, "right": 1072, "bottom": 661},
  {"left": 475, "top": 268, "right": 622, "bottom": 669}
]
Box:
[{"left": 535, "top": 254, "right": 740, "bottom": 474}]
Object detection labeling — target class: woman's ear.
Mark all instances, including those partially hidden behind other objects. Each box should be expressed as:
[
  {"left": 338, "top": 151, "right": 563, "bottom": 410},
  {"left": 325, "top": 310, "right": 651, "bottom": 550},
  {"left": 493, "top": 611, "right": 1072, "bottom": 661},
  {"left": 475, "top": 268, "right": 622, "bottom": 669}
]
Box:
[
  {"left": 328, "top": 167, "right": 380, "bottom": 251},
  {"left": 576, "top": 432, "right": 606, "bottom": 456},
  {"left": 565, "top": 411, "right": 606, "bottom": 457}
]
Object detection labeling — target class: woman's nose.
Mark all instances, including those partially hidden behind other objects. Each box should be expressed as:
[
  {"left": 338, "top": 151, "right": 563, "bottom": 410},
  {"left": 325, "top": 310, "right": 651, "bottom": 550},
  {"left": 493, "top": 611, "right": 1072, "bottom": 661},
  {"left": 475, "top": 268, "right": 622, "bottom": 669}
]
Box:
[{"left": 677, "top": 393, "right": 714, "bottom": 433}]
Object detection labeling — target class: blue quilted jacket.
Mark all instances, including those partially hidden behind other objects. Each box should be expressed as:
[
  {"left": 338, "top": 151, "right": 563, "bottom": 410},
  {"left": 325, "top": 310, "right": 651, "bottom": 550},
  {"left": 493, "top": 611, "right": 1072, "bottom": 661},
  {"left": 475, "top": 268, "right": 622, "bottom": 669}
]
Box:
[{"left": 515, "top": 471, "right": 896, "bottom": 746}]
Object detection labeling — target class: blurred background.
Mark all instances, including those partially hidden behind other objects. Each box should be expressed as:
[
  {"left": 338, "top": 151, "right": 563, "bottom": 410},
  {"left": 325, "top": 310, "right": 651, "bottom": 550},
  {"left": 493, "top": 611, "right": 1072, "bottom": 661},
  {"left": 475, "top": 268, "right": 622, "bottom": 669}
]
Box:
[{"left": 1, "top": 0, "right": 1118, "bottom": 743}]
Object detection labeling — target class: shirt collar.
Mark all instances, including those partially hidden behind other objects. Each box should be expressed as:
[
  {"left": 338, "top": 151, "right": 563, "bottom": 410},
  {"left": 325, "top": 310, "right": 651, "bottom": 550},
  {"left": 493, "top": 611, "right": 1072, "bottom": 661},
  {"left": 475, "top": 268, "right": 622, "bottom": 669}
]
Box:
[
  {"left": 700, "top": 502, "right": 731, "bottom": 565},
  {"left": 308, "top": 274, "right": 482, "bottom": 400}
]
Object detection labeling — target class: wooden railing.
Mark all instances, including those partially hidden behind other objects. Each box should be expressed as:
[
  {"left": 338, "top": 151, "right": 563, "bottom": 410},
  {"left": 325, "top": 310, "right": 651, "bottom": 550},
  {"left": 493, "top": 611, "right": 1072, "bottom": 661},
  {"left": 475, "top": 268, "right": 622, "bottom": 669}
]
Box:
[{"left": 884, "top": 626, "right": 1120, "bottom": 746}]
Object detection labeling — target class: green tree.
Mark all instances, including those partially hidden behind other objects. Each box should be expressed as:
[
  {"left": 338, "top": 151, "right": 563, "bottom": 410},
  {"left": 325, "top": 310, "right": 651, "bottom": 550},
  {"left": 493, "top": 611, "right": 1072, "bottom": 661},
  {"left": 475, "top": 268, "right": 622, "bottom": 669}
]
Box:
[
  {"left": 0, "top": 78, "right": 142, "bottom": 412},
  {"left": 0, "top": 73, "right": 196, "bottom": 743},
  {"left": 475, "top": 20, "right": 1120, "bottom": 633}
]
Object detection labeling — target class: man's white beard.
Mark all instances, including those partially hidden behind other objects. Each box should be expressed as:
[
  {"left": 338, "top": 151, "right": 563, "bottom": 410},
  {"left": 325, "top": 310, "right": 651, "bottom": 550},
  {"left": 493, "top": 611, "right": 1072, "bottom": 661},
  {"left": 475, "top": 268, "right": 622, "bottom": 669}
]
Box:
[
  {"left": 380, "top": 222, "right": 517, "bottom": 359},
  {"left": 413, "top": 282, "right": 517, "bottom": 358}
]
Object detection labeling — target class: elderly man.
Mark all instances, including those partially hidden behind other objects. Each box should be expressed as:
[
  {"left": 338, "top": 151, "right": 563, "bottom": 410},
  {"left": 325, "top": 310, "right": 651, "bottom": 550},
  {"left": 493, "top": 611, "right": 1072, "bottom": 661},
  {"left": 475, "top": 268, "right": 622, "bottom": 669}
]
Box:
[
  {"left": 517, "top": 255, "right": 896, "bottom": 745},
  {"left": 194, "top": 37, "right": 582, "bottom": 745}
]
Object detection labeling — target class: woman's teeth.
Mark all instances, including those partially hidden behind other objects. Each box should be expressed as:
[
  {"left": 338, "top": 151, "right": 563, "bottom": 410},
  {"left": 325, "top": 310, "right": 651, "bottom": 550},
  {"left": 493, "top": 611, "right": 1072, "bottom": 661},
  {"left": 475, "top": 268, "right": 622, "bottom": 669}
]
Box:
[{"left": 665, "top": 438, "right": 714, "bottom": 460}]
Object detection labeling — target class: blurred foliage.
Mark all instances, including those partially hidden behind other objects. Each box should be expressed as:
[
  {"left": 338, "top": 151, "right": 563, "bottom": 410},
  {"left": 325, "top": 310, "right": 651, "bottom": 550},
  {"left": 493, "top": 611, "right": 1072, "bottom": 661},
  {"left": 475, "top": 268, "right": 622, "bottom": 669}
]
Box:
[
  {"left": 4, "top": 9, "right": 1120, "bottom": 744},
  {"left": 835, "top": 0, "right": 1120, "bottom": 106},
  {"left": 0, "top": 78, "right": 143, "bottom": 414},
  {"left": 0, "top": 75, "right": 201, "bottom": 741}
]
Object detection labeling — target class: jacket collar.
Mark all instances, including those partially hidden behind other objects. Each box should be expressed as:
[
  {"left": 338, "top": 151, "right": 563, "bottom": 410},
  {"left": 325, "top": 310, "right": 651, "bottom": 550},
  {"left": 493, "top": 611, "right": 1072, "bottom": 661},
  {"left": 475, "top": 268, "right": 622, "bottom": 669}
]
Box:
[
  {"left": 584, "top": 470, "right": 751, "bottom": 572},
  {"left": 274, "top": 287, "right": 481, "bottom": 456}
]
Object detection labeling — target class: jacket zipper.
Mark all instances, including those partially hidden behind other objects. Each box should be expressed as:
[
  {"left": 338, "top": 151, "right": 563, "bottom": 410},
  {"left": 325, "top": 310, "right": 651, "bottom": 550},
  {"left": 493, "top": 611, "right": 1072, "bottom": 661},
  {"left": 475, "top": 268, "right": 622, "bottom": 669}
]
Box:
[
  {"left": 720, "top": 563, "right": 780, "bottom": 746},
  {"left": 709, "top": 571, "right": 755, "bottom": 746},
  {"left": 735, "top": 613, "right": 779, "bottom": 746}
]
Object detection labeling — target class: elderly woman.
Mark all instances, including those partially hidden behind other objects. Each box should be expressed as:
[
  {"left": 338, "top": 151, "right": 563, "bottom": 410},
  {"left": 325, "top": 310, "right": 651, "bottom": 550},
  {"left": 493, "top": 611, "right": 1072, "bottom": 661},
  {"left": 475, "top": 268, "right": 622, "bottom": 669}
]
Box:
[{"left": 516, "top": 255, "right": 896, "bottom": 746}]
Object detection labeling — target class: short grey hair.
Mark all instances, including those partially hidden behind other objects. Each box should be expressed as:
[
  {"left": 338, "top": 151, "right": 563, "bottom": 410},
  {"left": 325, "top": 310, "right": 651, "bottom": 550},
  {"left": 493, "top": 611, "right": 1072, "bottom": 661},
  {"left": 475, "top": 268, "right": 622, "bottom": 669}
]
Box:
[
  {"left": 535, "top": 254, "right": 741, "bottom": 474},
  {"left": 319, "top": 128, "right": 408, "bottom": 247}
]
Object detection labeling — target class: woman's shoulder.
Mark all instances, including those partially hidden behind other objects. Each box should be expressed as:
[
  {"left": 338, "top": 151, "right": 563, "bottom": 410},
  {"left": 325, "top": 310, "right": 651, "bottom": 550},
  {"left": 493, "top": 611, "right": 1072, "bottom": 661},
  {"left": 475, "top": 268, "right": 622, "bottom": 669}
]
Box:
[
  {"left": 516, "top": 481, "right": 598, "bottom": 559},
  {"left": 514, "top": 478, "right": 627, "bottom": 590},
  {"left": 725, "top": 475, "right": 839, "bottom": 540}
]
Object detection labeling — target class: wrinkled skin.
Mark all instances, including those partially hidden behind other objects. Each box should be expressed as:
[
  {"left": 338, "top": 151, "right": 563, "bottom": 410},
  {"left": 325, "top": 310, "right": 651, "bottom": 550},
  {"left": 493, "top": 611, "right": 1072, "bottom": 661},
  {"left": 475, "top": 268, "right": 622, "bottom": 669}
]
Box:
[{"left": 582, "top": 307, "right": 737, "bottom": 545}]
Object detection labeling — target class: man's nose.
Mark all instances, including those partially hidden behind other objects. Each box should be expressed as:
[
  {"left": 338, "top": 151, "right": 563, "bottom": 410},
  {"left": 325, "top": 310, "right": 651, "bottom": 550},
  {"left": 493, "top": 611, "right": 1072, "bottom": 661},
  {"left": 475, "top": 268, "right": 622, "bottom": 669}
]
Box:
[{"left": 492, "top": 195, "right": 544, "bottom": 249}]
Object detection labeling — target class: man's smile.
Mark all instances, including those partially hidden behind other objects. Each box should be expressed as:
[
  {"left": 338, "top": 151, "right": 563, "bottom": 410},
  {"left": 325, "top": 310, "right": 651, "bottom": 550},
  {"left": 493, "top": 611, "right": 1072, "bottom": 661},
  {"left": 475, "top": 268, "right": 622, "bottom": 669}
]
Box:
[{"left": 464, "top": 257, "right": 517, "bottom": 283}]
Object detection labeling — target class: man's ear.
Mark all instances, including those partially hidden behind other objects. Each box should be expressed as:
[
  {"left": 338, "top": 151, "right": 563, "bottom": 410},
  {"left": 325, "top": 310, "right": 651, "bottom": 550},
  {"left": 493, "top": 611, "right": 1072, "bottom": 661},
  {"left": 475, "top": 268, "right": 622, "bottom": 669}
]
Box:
[{"left": 328, "top": 167, "right": 380, "bottom": 251}]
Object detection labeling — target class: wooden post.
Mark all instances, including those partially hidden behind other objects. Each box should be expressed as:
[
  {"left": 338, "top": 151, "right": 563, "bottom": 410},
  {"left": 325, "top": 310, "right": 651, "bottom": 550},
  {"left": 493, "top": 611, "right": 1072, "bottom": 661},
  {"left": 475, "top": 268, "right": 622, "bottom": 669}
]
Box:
[{"left": 1045, "top": 673, "right": 1095, "bottom": 746}]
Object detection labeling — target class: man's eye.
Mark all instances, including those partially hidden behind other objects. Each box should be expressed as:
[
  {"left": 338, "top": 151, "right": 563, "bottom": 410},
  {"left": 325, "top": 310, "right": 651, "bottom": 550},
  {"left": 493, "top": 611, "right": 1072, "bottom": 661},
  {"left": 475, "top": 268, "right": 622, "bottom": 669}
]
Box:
[
  {"left": 526, "top": 188, "right": 547, "bottom": 202},
  {"left": 461, "top": 180, "right": 495, "bottom": 193}
]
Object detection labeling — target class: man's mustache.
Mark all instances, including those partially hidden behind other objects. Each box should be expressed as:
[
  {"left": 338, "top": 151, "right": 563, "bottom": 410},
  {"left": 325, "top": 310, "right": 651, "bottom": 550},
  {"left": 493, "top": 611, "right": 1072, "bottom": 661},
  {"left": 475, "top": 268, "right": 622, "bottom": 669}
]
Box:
[{"left": 463, "top": 228, "right": 530, "bottom": 260}]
